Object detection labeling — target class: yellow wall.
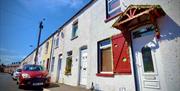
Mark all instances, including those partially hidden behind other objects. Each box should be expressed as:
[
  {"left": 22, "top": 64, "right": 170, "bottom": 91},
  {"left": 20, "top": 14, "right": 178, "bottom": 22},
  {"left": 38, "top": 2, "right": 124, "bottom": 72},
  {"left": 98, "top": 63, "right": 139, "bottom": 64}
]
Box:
[{"left": 42, "top": 37, "right": 53, "bottom": 69}]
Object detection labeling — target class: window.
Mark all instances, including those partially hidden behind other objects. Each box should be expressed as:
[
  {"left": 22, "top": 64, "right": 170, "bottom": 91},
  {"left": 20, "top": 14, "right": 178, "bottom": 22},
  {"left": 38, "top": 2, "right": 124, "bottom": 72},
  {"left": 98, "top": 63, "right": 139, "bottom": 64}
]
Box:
[
  {"left": 71, "top": 21, "right": 78, "bottom": 39},
  {"left": 141, "top": 46, "right": 154, "bottom": 73},
  {"left": 23, "top": 65, "right": 44, "bottom": 71},
  {"left": 46, "top": 58, "right": 50, "bottom": 71},
  {"left": 106, "top": 0, "right": 122, "bottom": 19},
  {"left": 51, "top": 57, "right": 55, "bottom": 72},
  {"left": 98, "top": 39, "right": 113, "bottom": 73},
  {"left": 133, "top": 26, "right": 155, "bottom": 39},
  {"left": 56, "top": 38, "right": 59, "bottom": 47},
  {"left": 45, "top": 42, "right": 49, "bottom": 54},
  {"left": 65, "top": 51, "right": 72, "bottom": 75},
  {"left": 54, "top": 37, "right": 59, "bottom": 48}
]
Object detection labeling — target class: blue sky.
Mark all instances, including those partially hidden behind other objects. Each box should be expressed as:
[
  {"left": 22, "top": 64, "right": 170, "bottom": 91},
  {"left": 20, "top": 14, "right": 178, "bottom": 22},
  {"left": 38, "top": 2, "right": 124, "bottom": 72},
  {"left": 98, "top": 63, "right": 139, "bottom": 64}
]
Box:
[{"left": 0, "top": 0, "right": 91, "bottom": 65}]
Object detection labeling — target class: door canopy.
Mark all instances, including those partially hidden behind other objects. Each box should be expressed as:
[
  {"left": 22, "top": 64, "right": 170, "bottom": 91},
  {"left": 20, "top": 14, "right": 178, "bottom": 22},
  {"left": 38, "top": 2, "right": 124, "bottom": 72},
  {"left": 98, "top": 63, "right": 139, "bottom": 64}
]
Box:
[{"left": 112, "top": 5, "right": 165, "bottom": 32}]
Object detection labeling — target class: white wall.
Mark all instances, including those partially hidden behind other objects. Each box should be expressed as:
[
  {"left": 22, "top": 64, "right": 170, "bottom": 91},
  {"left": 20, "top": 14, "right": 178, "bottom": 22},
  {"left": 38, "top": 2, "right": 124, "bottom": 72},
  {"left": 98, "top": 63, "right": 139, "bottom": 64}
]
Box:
[
  {"left": 49, "top": 32, "right": 63, "bottom": 83},
  {"left": 87, "top": 0, "right": 180, "bottom": 91},
  {"left": 156, "top": 15, "right": 180, "bottom": 91},
  {"left": 88, "top": 0, "right": 135, "bottom": 91},
  {"left": 37, "top": 46, "right": 43, "bottom": 65},
  {"left": 60, "top": 7, "right": 92, "bottom": 86}
]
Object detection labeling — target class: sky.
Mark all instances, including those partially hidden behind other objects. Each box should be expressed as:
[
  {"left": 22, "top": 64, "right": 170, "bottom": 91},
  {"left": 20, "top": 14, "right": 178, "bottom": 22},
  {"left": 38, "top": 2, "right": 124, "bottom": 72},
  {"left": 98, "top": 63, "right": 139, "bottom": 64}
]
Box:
[{"left": 0, "top": 0, "right": 91, "bottom": 65}]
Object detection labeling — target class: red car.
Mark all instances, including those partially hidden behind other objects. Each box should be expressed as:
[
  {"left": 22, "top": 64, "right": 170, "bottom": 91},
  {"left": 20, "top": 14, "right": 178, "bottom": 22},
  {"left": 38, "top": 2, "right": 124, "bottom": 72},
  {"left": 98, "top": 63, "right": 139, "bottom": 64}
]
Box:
[{"left": 17, "top": 64, "right": 50, "bottom": 89}]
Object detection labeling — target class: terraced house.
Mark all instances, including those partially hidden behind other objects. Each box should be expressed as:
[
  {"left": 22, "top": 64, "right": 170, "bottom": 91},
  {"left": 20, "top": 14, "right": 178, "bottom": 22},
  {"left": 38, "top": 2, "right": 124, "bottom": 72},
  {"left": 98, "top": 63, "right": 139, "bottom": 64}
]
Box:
[
  {"left": 21, "top": 0, "right": 180, "bottom": 91},
  {"left": 20, "top": 50, "right": 36, "bottom": 68}
]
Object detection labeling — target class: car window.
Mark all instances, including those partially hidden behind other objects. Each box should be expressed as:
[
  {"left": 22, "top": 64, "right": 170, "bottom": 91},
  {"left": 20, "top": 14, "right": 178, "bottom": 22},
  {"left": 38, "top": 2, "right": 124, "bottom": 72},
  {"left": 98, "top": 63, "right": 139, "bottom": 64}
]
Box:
[
  {"left": 17, "top": 69, "right": 22, "bottom": 72},
  {"left": 23, "top": 65, "right": 44, "bottom": 71}
]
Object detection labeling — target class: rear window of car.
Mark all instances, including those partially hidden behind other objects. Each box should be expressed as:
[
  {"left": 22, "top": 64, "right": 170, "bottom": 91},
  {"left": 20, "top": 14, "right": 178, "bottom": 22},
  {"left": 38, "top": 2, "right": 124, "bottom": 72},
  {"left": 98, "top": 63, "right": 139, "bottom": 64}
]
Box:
[{"left": 23, "top": 65, "right": 44, "bottom": 71}]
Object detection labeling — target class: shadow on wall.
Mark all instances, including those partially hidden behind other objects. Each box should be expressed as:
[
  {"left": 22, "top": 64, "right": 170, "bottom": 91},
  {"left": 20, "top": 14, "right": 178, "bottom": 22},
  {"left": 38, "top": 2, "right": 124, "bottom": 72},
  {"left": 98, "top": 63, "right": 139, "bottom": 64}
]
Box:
[{"left": 158, "top": 15, "right": 180, "bottom": 41}]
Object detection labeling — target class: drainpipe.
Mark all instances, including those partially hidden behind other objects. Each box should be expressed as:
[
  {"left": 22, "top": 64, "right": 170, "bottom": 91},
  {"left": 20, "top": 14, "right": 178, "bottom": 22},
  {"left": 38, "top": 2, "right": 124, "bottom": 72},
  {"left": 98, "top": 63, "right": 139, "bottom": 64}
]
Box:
[
  {"left": 130, "top": 35, "right": 139, "bottom": 91},
  {"left": 90, "top": 82, "right": 94, "bottom": 91}
]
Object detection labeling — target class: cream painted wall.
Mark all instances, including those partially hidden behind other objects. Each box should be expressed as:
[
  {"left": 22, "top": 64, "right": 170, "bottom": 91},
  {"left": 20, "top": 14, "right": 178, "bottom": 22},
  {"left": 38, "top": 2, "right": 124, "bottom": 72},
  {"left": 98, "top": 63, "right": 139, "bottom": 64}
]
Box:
[{"left": 42, "top": 38, "right": 53, "bottom": 69}]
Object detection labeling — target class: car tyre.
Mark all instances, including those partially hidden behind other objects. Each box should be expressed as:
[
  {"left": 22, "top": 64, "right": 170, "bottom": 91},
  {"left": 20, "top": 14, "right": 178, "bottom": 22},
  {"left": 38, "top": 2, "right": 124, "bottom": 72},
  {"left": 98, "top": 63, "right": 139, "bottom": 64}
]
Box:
[
  {"left": 18, "top": 85, "right": 24, "bottom": 89},
  {"left": 44, "top": 84, "right": 50, "bottom": 88}
]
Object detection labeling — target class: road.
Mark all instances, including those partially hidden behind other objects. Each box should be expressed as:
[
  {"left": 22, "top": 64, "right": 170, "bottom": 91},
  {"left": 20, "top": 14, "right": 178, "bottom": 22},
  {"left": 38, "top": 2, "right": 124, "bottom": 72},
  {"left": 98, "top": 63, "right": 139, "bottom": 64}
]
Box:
[{"left": 0, "top": 72, "right": 43, "bottom": 91}]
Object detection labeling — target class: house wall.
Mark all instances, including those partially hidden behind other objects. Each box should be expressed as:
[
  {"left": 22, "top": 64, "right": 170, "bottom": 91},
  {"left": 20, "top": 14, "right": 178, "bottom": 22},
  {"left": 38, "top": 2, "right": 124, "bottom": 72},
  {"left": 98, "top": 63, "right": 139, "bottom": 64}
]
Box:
[
  {"left": 87, "top": 0, "right": 135, "bottom": 91},
  {"left": 59, "top": 6, "right": 92, "bottom": 86},
  {"left": 42, "top": 38, "right": 53, "bottom": 69},
  {"left": 155, "top": 14, "right": 180, "bottom": 91},
  {"left": 123, "top": 0, "right": 180, "bottom": 91},
  {"left": 20, "top": 50, "right": 36, "bottom": 69},
  {"left": 86, "top": 0, "right": 180, "bottom": 91},
  {"left": 37, "top": 46, "right": 43, "bottom": 65},
  {"left": 49, "top": 31, "right": 63, "bottom": 83}
]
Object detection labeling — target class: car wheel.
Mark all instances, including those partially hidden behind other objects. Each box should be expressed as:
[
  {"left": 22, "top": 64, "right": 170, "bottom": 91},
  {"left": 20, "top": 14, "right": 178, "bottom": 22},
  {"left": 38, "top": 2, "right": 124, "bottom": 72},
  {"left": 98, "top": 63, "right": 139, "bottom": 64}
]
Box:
[
  {"left": 18, "top": 85, "right": 23, "bottom": 89},
  {"left": 44, "top": 83, "right": 50, "bottom": 88}
]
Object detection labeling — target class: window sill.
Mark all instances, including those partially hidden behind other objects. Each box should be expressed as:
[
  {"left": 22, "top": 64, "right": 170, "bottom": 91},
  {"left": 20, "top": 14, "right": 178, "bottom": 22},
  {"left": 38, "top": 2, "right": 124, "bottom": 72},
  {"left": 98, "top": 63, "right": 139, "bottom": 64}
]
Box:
[
  {"left": 104, "top": 12, "right": 123, "bottom": 23},
  {"left": 71, "top": 36, "right": 78, "bottom": 40},
  {"left": 96, "top": 73, "right": 114, "bottom": 77},
  {"left": 65, "top": 73, "right": 72, "bottom": 76},
  {"left": 114, "top": 72, "right": 132, "bottom": 75}
]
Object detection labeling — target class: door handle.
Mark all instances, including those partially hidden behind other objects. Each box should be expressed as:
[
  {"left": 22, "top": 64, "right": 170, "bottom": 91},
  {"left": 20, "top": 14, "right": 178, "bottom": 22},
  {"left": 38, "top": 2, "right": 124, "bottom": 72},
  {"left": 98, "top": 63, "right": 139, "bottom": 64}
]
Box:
[
  {"left": 83, "top": 68, "right": 86, "bottom": 70},
  {"left": 136, "top": 63, "right": 142, "bottom": 67}
]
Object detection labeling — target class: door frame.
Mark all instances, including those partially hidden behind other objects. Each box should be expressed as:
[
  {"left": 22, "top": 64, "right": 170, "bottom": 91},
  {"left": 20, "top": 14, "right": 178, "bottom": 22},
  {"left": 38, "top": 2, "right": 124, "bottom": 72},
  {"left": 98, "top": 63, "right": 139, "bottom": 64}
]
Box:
[
  {"left": 130, "top": 24, "right": 160, "bottom": 91},
  {"left": 56, "top": 54, "right": 62, "bottom": 83},
  {"left": 130, "top": 35, "right": 140, "bottom": 91},
  {"left": 78, "top": 45, "right": 88, "bottom": 86}
]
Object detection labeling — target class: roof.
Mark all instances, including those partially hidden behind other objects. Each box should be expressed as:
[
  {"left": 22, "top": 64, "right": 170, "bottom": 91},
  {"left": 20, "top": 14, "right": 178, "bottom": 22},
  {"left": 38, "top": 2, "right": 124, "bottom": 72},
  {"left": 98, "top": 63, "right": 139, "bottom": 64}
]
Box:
[{"left": 112, "top": 5, "right": 166, "bottom": 31}]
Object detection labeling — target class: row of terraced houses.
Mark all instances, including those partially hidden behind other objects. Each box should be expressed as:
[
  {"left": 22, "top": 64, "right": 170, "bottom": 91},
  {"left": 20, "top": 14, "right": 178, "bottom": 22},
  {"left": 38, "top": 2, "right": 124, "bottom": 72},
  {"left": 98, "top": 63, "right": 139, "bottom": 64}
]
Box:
[{"left": 20, "top": 0, "right": 180, "bottom": 91}]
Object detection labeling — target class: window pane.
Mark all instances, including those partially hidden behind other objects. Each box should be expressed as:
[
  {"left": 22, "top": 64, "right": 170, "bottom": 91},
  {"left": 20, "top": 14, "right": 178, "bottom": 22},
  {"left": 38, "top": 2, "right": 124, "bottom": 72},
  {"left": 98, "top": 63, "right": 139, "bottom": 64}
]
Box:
[
  {"left": 101, "top": 47, "right": 112, "bottom": 72},
  {"left": 99, "top": 39, "right": 110, "bottom": 47},
  {"left": 141, "top": 47, "right": 154, "bottom": 72},
  {"left": 56, "top": 38, "right": 59, "bottom": 47},
  {"left": 51, "top": 57, "right": 55, "bottom": 72},
  {"left": 72, "top": 22, "right": 78, "bottom": 38},
  {"left": 106, "top": 0, "right": 121, "bottom": 18},
  {"left": 108, "top": 8, "right": 121, "bottom": 17},
  {"left": 108, "top": 0, "right": 120, "bottom": 11},
  {"left": 65, "top": 57, "right": 72, "bottom": 75},
  {"left": 133, "top": 26, "right": 155, "bottom": 39}
]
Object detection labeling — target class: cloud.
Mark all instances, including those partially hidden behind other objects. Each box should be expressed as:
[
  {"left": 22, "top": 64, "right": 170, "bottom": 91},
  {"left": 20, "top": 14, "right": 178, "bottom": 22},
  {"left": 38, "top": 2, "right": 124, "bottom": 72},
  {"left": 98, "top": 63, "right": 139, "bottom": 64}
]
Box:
[
  {"left": 17, "top": 0, "right": 85, "bottom": 11},
  {"left": 0, "top": 48, "right": 21, "bottom": 56},
  {"left": 0, "top": 55, "right": 24, "bottom": 64},
  {"left": 0, "top": 48, "right": 25, "bottom": 64}
]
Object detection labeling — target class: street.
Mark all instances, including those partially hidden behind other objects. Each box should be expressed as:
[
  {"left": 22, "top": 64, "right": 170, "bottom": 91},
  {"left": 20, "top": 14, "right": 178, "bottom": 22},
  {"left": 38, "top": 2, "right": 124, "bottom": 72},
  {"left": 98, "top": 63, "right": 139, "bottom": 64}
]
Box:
[{"left": 0, "top": 72, "right": 43, "bottom": 91}]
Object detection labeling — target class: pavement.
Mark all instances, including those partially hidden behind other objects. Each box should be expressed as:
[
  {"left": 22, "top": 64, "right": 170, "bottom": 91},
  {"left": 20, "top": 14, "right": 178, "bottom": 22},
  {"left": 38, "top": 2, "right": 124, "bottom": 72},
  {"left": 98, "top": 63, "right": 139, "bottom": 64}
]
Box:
[{"left": 43, "top": 83, "right": 91, "bottom": 91}]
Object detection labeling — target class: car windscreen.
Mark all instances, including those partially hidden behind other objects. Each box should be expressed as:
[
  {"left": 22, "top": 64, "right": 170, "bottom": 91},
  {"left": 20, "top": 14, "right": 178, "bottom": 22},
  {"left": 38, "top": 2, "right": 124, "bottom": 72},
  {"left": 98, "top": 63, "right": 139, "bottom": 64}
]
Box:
[
  {"left": 23, "top": 65, "right": 44, "bottom": 71},
  {"left": 16, "top": 69, "right": 22, "bottom": 72}
]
